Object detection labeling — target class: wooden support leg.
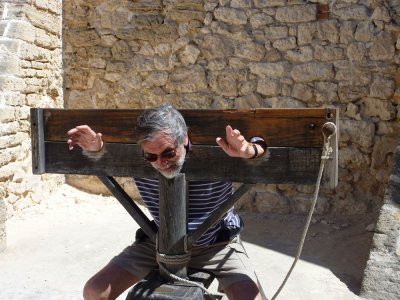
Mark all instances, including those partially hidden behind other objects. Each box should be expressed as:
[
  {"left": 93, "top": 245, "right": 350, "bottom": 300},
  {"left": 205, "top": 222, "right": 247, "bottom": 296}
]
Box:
[{"left": 98, "top": 176, "right": 157, "bottom": 243}]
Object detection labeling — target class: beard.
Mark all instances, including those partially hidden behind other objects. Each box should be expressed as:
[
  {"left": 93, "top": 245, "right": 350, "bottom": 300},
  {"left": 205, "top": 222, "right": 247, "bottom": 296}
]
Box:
[{"left": 152, "top": 143, "right": 186, "bottom": 179}]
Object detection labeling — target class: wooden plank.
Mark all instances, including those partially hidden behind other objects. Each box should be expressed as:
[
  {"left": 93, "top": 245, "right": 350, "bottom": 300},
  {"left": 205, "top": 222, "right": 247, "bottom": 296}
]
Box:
[
  {"left": 41, "top": 108, "right": 333, "bottom": 147},
  {"left": 30, "top": 108, "right": 45, "bottom": 174},
  {"left": 322, "top": 111, "right": 339, "bottom": 188},
  {"left": 159, "top": 174, "right": 187, "bottom": 279},
  {"left": 43, "top": 142, "right": 321, "bottom": 184}
]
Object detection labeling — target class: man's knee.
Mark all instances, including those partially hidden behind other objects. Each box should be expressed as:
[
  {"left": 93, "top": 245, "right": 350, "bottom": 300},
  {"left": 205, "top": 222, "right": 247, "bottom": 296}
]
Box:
[
  {"left": 224, "top": 280, "right": 262, "bottom": 300},
  {"left": 83, "top": 277, "right": 112, "bottom": 300}
]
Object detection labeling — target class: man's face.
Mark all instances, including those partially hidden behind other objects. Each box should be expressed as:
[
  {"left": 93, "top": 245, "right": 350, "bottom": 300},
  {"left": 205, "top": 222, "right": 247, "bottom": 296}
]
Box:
[{"left": 141, "top": 132, "right": 187, "bottom": 179}]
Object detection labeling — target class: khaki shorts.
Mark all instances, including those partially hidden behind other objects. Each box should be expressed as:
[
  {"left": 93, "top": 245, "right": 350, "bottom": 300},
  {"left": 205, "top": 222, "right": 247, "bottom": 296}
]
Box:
[{"left": 110, "top": 236, "right": 258, "bottom": 290}]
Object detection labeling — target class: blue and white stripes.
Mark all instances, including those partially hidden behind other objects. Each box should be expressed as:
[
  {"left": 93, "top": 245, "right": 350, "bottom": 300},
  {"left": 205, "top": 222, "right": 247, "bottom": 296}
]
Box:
[{"left": 134, "top": 178, "right": 241, "bottom": 246}]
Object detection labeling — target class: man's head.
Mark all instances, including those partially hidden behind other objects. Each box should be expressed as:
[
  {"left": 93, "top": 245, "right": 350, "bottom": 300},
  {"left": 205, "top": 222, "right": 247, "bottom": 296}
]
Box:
[{"left": 136, "top": 103, "right": 188, "bottom": 179}]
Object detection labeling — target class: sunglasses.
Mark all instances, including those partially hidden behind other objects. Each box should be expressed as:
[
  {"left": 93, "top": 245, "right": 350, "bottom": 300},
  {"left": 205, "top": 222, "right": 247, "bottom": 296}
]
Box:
[{"left": 142, "top": 147, "right": 177, "bottom": 162}]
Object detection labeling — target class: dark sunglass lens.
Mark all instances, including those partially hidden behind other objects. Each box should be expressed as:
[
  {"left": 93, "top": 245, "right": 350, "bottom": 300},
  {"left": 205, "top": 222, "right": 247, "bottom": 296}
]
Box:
[
  {"left": 162, "top": 149, "right": 176, "bottom": 159},
  {"left": 144, "top": 153, "right": 158, "bottom": 162}
]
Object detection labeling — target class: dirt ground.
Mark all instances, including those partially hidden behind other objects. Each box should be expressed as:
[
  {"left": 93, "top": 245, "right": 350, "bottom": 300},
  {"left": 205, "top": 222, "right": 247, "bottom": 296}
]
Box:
[{"left": 0, "top": 184, "right": 375, "bottom": 299}]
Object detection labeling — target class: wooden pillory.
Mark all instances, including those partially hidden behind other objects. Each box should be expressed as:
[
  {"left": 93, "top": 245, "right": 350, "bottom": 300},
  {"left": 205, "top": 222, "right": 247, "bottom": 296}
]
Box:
[{"left": 30, "top": 108, "right": 338, "bottom": 299}]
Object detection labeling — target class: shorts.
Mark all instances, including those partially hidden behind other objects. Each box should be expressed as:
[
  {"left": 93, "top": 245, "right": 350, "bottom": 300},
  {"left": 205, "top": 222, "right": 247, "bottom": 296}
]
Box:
[{"left": 110, "top": 236, "right": 258, "bottom": 290}]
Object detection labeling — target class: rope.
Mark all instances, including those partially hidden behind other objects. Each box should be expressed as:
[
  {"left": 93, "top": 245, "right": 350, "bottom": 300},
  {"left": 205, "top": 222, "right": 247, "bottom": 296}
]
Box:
[
  {"left": 271, "top": 123, "right": 336, "bottom": 300},
  {"left": 157, "top": 262, "right": 226, "bottom": 299},
  {"left": 156, "top": 251, "right": 191, "bottom": 265},
  {"left": 156, "top": 234, "right": 225, "bottom": 299}
]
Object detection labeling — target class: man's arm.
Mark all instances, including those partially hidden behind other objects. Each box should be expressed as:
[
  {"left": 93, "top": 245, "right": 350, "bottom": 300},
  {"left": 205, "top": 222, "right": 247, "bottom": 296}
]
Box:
[{"left": 216, "top": 125, "right": 266, "bottom": 159}]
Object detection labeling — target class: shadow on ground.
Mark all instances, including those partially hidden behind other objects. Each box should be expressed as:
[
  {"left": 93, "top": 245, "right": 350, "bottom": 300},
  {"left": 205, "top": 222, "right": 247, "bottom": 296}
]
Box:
[{"left": 240, "top": 212, "right": 376, "bottom": 294}]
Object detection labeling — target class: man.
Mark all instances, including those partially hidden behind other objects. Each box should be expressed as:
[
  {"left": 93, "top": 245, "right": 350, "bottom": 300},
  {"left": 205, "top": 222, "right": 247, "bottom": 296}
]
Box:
[{"left": 67, "top": 104, "right": 266, "bottom": 300}]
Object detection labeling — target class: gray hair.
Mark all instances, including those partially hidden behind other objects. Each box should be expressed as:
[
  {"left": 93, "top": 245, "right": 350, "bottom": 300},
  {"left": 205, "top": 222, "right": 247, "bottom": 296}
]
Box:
[{"left": 136, "top": 103, "right": 188, "bottom": 145}]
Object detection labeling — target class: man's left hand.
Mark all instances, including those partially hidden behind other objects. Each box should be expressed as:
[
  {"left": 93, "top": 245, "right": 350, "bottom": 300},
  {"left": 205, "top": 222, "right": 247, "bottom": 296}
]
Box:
[{"left": 216, "top": 125, "right": 254, "bottom": 158}]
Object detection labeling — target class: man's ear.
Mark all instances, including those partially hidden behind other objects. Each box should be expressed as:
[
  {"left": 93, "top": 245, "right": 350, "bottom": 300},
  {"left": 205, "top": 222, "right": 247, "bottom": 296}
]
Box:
[{"left": 184, "top": 135, "right": 189, "bottom": 146}]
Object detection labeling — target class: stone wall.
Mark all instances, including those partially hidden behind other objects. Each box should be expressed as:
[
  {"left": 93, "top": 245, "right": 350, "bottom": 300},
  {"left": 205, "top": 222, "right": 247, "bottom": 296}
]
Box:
[
  {"left": 360, "top": 143, "right": 400, "bottom": 300},
  {"left": 63, "top": 0, "right": 400, "bottom": 215},
  {"left": 0, "top": 0, "right": 63, "bottom": 250}
]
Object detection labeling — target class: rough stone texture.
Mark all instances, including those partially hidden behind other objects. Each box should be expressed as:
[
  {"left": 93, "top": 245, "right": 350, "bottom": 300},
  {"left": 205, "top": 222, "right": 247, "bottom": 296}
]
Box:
[
  {"left": 361, "top": 144, "right": 400, "bottom": 300},
  {"left": 61, "top": 0, "right": 400, "bottom": 223},
  {"left": 0, "top": 0, "right": 63, "bottom": 251},
  {"left": 0, "top": 0, "right": 398, "bottom": 293}
]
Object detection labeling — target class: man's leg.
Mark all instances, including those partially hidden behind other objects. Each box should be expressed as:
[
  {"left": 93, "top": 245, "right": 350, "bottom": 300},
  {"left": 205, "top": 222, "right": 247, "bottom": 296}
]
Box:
[
  {"left": 190, "top": 237, "right": 264, "bottom": 300},
  {"left": 84, "top": 240, "right": 158, "bottom": 300},
  {"left": 83, "top": 262, "right": 140, "bottom": 300},
  {"left": 224, "top": 280, "right": 262, "bottom": 300}
]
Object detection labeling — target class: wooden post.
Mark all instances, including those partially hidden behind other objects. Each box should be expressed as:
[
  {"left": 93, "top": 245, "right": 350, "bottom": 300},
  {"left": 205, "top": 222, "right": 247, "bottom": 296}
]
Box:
[
  {"left": 30, "top": 108, "right": 45, "bottom": 174},
  {"left": 158, "top": 173, "right": 188, "bottom": 279}
]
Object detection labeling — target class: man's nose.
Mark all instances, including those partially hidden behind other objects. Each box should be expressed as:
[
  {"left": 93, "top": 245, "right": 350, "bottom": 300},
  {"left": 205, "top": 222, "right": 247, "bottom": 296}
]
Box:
[{"left": 153, "top": 156, "right": 167, "bottom": 167}]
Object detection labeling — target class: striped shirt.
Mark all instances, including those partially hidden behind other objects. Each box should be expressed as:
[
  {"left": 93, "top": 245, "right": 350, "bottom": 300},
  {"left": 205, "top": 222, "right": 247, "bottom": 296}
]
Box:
[{"left": 135, "top": 178, "right": 241, "bottom": 246}]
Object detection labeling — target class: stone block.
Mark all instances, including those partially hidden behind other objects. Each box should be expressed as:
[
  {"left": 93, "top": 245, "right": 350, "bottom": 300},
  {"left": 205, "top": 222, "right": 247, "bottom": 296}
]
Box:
[
  {"left": 0, "top": 132, "right": 28, "bottom": 150},
  {"left": 333, "top": 5, "right": 369, "bottom": 20},
  {"left": 208, "top": 70, "right": 239, "bottom": 97},
  {"left": 338, "top": 85, "right": 368, "bottom": 103},
  {"left": 0, "top": 75, "right": 25, "bottom": 91},
  {"left": 264, "top": 25, "right": 288, "bottom": 40},
  {"left": 254, "top": 0, "right": 286, "bottom": 8},
  {"left": 249, "top": 13, "right": 274, "bottom": 28},
  {"left": 34, "top": 0, "right": 62, "bottom": 15},
  {"left": 317, "top": 19, "right": 339, "bottom": 43},
  {"left": 335, "top": 68, "right": 371, "bottom": 86},
  {"left": 340, "top": 119, "right": 375, "bottom": 148},
  {"left": 0, "top": 121, "right": 18, "bottom": 137},
  {"left": 249, "top": 61, "right": 289, "bottom": 77},
  {"left": 19, "top": 42, "right": 53, "bottom": 62},
  {"left": 272, "top": 37, "right": 297, "bottom": 51},
  {"left": 166, "top": 65, "right": 207, "bottom": 93},
  {"left": 339, "top": 21, "right": 355, "bottom": 44},
  {"left": 234, "top": 41, "right": 265, "bottom": 61},
  {"left": 360, "top": 98, "right": 397, "bottom": 121},
  {"left": 314, "top": 81, "right": 338, "bottom": 103},
  {"left": 0, "top": 37, "right": 21, "bottom": 54},
  {"left": 290, "top": 62, "right": 334, "bottom": 82},
  {"left": 168, "top": 10, "right": 205, "bottom": 23},
  {"left": 24, "top": 5, "right": 61, "bottom": 35},
  {"left": 234, "top": 93, "right": 265, "bottom": 109},
  {"left": 284, "top": 46, "right": 313, "bottom": 62},
  {"left": 0, "top": 52, "right": 19, "bottom": 74},
  {"left": 355, "top": 21, "right": 375, "bottom": 43},
  {"left": 297, "top": 23, "right": 315, "bottom": 45},
  {"left": 369, "top": 32, "right": 395, "bottom": 61},
  {"left": 256, "top": 78, "right": 279, "bottom": 96},
  {"left": 214, "top": 7, "right": 247, "bottom": 25},
  {"left": 3, "top": 20, "right": 36, "bottom": 43},
  {"left": 339, "top": 146, "right": 371, "bottom": 169},
  {"left": 231, "top": 0, "right": 252, "bottom": 9},
  {"left": 371, "top": 6, "right": 391, "bottom": 23},
  {"left": 178, "top": 44, "right": 200, "bottom": 65},
  {"left": 372, "top": 137, "right": 399, "bottom": 169},
  {"left": 291, "top": 83, "right": 313, "bottom": 101},
  {"left": 370, "top": 77, "right": 395, "bottom": 99},
  {"left": 346, "top": 42, "right": 366, "bottom": 61},
  {"left": 264, "top": 96, "right": 306, "bottom": 108},
  {"left": 276, "top": 5, "right": 317, "bottom": 23},
  {"left": 314, "top": 45, "right": 344, "bottom": 61},
  {"left": 35, "top": 27, "right": 61, "bottom": 50}
]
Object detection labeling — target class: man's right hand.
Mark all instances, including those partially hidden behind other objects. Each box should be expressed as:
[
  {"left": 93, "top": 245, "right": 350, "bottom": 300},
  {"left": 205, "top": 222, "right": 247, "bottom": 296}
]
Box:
[{"left": 67, "top": 125, "right": 103, "bottom": 152}]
